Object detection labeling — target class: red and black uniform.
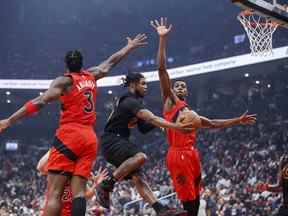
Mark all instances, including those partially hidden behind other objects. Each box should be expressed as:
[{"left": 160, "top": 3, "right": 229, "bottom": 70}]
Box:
[
  {"left": 163, "top": 99, "right": 201, "bottom": 202},
  {"left": 47, "top": 70, "right": 98, "bottom": 179}
]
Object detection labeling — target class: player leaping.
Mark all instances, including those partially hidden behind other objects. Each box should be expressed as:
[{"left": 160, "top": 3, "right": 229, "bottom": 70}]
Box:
[
  {"left": 151, "top": 17, "right": 257, "bottom": 216},
  {"left": 0, "top": 33, "right": 147, "bottom": 216}
]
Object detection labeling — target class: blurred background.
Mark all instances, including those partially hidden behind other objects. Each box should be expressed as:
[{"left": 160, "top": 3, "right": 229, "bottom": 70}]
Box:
[{"left": 0, "top": 0, "right": 288, "bottom": 215}]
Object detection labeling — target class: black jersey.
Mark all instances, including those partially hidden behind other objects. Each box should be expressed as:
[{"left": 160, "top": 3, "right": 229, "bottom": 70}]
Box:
[{"left": 104, "top": 92, "right": 154, "bottom": 138}]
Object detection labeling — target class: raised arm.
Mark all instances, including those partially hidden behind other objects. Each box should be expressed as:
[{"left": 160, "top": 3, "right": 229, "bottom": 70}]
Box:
[
  {"left": 88, "top": 34, "right": 147, "bottom": 81},
  {"left": 0, "top": 76, "right": 72, "bottom": 132},
  {"left": 199, "top": 111, "right": 257, "bottom": 129},
  {"left": 151, "top": 18, "right": 174, "bottom": 102}
]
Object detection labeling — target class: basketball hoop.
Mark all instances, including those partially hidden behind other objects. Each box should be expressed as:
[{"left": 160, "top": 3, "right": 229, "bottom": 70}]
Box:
[{"left": 237, "top": 9, "right": 279, "bottom": 56}]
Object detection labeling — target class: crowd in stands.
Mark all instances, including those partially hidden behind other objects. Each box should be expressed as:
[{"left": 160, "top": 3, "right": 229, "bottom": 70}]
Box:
[
  {"left": 2, "top": 0, "right": 288, "bottom": 80},
  {"left": 1, "top": 0, "right": 288, "bottom": 215},
  {"left": 0, "top": 152, "right": 45, "bottom": 216},
  {"left": 1, "top": 69, "right": 287, "bottom": 216}
]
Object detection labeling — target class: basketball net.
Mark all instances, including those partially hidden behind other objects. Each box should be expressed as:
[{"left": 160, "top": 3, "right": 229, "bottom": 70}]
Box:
[{"left": 237, "top": 10, "right": 279, "bottom": 56}]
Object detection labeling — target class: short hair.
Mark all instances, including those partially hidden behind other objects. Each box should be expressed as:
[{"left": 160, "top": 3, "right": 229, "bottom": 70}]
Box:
[
  {"left": 173, "top": 80, "right": 187, "bottom": 86},
  {"left": 122, "top": 72, "right": 144, "bottom": 87},
  {"left": 65, "top": 50, "right": 83, "bottom": 72}
]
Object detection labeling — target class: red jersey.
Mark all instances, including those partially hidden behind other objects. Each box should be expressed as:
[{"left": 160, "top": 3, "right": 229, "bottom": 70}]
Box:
[
  {"left": 163, "top": 99, "right": 196, "bottom": 148},
  {"left": 59, "top": 71, "right": 97, "bottom": 126}
]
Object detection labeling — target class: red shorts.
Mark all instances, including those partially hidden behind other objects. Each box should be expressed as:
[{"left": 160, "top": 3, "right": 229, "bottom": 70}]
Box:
[
  {"left": 47, "top": 123, "right": 98, "bottom": 179},
  {"left": 166, "top": 146, "right": 201, "bottom": 201}
]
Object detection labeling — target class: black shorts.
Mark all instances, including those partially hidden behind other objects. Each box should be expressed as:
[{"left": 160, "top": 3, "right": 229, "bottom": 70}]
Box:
[
  {"left": 100, "top": 132, "right": 141, "bottom": 168},
  {"left": 278, "top": 205, "right": 288, "bottom": 216}
]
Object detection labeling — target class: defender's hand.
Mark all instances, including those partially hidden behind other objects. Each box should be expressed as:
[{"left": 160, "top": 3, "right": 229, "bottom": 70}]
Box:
[
  {"left": 126, "top": 34, "right": 148, "bottom": 50},
  {"left": 92, "top": 167, "right": 109, "bottom": 187},
  {"left": 239, "top": 111, "right": 257, "bottom": 125},
  {"left": 150, "top": 17, "right": 172, "bottom": 37}
]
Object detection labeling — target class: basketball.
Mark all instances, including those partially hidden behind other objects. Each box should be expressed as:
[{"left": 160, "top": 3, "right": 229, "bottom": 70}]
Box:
[{"left": 177, "top": 110, "right": 202, "bottom": 129}]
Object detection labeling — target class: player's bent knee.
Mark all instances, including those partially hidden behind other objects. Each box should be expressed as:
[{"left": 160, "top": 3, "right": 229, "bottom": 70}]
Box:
[
  {"left": 135, "top": 152, "right": 147, "bottom": 165},
  {"left": 46, "top": 190, "right": 63, "bottom": 211},
  {"left": 71, "top": 175, "right": 87, "bottom": 198},
  {"left": 46, "top": 198, "right": 60, "bottom": 209},
  {"left": 48, "top": 187, "right": 64, "bottom": 200},
  {"left": 131, "top": 173, "right": 142, "bottom": 182}
]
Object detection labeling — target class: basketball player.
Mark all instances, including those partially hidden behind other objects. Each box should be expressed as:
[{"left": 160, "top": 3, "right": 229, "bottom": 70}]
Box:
[
  {"left": 37, "top": 150, "right": 109, "bottom": 216},
  {"left": 96, "top": 72, "right": 191, "bottom": 216},
  {"left": 150, "top": 17, "right": 257, "bottom": 216},
  {"left": 0, "top": 33, "right": 147, "bottom": 216},
  {"left": 257, "top": 154, "right": 288, "bottom": 216}
]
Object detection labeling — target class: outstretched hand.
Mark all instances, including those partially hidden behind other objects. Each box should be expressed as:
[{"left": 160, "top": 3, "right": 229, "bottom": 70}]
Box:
[
  {"left": 150, "top": 17, "right": 172, "bottom": 37},
  {"left": 0, "top": 119, "right": 10, "bottom": 133},
  {"left": 239, "top": 111, "right": 257, "bottom": 125},
  {"left": 91, "top": 167, "right": 109, "bottom": 187},
  {"left": 126, "top": 34, "right": 148, "bottom": 50}
]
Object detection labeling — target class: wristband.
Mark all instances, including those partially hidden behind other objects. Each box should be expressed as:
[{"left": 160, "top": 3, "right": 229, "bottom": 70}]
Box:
[{"left": 24, "top": 100, "right": 39, "bottom": 115}]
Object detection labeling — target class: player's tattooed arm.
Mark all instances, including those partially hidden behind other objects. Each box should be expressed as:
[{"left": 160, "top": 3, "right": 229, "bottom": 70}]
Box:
[
  {"left": 199, "top": 111, "right": 257, "bottom": 129},
  {"left": 136, "top": 109, "right": 193, "bottom": 132},
  {"left": 35, "top": 76, "right": 72, "bottom": 107},
  {"left": 198, "top": 116, "right": 217, "bottom": 129},
  {"left": 0, "top": 76, "right": 72, "bottom": 132},
  {"left": 88, "top": 34, "right": 147, "bottom": 81},
  {"left": 151, "top": 17, "right": 175, "bottom": 104}
]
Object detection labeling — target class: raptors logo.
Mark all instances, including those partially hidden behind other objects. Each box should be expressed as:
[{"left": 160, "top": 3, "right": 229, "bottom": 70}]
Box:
[
  {"left": 282, "top": 165, "right": 288, "bottom": 180},
  {"left": 176, "top": 174, "right": 187, "bottom": 185}
]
